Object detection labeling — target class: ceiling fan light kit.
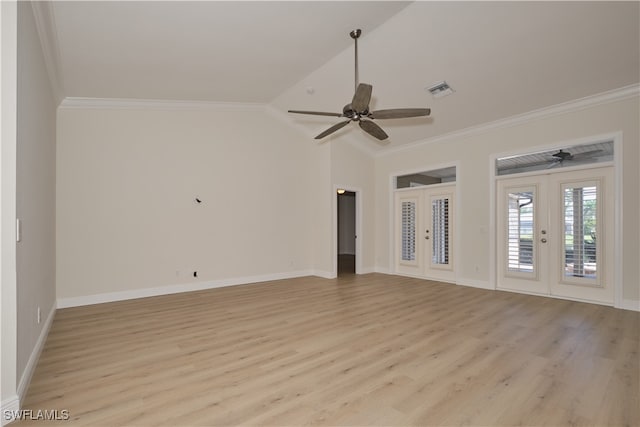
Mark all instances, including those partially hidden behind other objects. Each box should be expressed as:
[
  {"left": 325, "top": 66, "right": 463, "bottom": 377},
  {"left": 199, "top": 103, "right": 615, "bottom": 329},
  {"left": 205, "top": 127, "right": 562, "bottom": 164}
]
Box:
[{"left": 288, "top": 29, "right": 431, "bottom": 142}]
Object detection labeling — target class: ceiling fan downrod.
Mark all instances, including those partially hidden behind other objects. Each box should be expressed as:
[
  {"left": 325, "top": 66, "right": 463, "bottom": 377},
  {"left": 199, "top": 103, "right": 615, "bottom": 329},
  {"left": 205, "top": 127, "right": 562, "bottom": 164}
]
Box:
[{"left": 350, "top": 29, "right": 361, "bottom": 92}]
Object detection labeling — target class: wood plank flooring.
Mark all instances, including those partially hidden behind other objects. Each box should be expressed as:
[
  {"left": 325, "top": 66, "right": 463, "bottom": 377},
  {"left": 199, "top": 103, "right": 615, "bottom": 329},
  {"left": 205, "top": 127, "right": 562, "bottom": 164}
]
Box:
[{"left": 15, "top": 274, "right": 640, "bottom": 426}]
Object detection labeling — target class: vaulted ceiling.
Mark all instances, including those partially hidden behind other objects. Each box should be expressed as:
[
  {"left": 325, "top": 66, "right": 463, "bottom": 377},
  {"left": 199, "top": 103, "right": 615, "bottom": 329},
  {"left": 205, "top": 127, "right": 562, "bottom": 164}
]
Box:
[{"left": 39, "top": 1, "right": 639, "bottom": 151}]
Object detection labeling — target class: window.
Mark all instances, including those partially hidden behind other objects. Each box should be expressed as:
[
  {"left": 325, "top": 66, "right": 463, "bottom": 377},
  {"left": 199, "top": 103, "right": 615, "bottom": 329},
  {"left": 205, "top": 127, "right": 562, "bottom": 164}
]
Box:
[
  {"left": 396, "top": 167, "right": 456, "bottom": 189},
  {"left": 496, "top": 141, "right": 613, "bottom": 176},
  {"left": 563, "top": 185, "right": 598, "bottom": 280}
]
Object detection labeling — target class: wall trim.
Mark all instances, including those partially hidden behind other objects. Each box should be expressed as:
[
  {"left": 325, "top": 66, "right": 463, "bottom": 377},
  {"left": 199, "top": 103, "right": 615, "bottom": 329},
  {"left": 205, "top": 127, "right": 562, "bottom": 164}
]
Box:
[
  {"left": 457, "top": 278, "right": 494, "bottom": 290},
  {"left": 0, "top": 395, "right": 20, "bottom": 426},
  {"left": 312, "top": 270, "right": 335, "bottom": 280},
  {"left": 376, "top": 84, "right": 640, "bottom": 158},
  {"left": 57, "top": 270, "right": 317, "bottom": 308},
  {"left": 58, "top": 97, "right": 267, "bottom": 112},
  {"left": 619, "top": 298, "right": 640, "bottom": 312},
  {"left": 16, "top": 303, "right": 56, "bottom": 403}
]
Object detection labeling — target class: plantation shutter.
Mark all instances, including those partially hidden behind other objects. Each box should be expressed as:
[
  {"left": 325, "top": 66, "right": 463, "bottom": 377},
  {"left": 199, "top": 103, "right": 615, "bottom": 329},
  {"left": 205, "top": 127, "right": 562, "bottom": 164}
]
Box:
[
  {"left": 431, "top": 198, "right": 449, "bottom": 265},
  {"left": 563, "top": 185, "right": 598, "bottom": 280},
  {"left": 401, "top": 201, "right": 416, "bottom": 261}
]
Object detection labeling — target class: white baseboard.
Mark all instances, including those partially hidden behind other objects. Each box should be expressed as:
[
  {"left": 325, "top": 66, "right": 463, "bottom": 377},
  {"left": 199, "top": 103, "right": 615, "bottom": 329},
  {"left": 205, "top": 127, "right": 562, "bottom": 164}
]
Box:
[
  {"left": 57, "top": 270, "right": 314, "bottom": 308},
  {"left": 373, "top": 266, "right": 392, "bottom": 275},
  {"left": 457, "top": 278, "right": 494, "bottom": 290},
  {"left": 619, "top": 298, "right": 640, "bottom": 312},
  {"left": 1, "top": 395, "right": 20, "bottom": 426},
  {"left": 16, "top": 303, "right": 56, "bottom": 402},
  {"left": 312, "top": 270, "right": 335, "bottom": 280}
]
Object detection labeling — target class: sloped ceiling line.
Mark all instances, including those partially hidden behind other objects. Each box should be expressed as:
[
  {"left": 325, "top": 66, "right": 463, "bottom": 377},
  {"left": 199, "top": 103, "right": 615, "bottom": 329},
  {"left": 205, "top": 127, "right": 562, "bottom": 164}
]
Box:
[
  {"left": 30, "top": 1, "right": 64, "bottom": 104},
  {"left": 58, "top": 97, "right": 266, "bottom": 112}
]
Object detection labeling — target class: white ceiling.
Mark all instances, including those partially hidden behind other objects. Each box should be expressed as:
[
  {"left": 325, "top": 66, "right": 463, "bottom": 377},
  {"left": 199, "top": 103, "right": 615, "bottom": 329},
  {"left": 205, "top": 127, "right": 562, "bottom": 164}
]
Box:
[
  {"left": 51, "top": 1, "right": 411, "bottom": 102},
  {"left": 45, "top": 1, "right": 639, "bottom": 150}
]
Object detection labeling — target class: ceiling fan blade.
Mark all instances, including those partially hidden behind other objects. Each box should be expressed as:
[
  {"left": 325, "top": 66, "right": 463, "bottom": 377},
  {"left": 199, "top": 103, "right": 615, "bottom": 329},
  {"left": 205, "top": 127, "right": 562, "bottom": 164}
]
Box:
[
  {"left": 288, "top": 110, "right": 343, "bottom": 117},
  {"left": 359, "top": 120, "right": 388, "bottom": 140},
  {"left": 370, "top": 108, "right": 431, "bottom": 120},
  {"left": 572, "top": 149, "right": 603, "bottom": 158},
  {"left": 352, "top": 83, "right": 373, "bottom": 113},
  {"left": 315, "top": 120, "right": 351, "bottom": 139},
  {"left": 546, "top": 160, "right": 562, "bottom": 169}
]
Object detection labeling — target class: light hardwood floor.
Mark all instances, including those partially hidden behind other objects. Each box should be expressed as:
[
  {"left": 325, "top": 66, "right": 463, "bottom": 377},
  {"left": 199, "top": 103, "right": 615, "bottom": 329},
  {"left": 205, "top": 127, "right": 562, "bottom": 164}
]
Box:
[{"left": 15, "top": 274, "right": 640, "bottom": 426}]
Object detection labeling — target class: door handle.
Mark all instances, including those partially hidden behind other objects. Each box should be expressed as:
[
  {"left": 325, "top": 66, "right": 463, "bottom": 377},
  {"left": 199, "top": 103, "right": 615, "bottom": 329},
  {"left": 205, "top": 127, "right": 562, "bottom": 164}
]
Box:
[{"left": 541, "top": 238, "right": 547, "bottom": 243}]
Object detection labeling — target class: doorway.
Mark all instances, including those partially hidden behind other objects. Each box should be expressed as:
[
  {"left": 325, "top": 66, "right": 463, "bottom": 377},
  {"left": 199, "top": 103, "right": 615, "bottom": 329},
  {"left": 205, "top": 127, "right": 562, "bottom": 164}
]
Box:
[
  {"left": 496, "top": 166, "right": 614, "bottom": 304},
  {"left": 394, "top": 184, "right": 456, "bottom": 282},
  {"left": 337, "top": 191, "right": 356, "bottom": 276}
]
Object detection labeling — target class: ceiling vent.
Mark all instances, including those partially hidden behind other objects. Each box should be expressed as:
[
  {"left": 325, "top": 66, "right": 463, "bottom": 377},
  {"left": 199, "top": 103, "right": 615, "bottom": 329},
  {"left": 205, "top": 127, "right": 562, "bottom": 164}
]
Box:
[{"left": 427, "top": 81, "right": 454, "bottom": 98}]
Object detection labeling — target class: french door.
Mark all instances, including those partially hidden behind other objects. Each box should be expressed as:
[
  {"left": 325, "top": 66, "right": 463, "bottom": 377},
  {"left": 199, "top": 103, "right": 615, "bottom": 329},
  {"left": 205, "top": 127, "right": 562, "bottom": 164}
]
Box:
[
  {"left": 395, "top": 185, "right": 455, "bottom": 282},
  {"left": 497, "top": 167, "right": 614, "bottom": 304}
]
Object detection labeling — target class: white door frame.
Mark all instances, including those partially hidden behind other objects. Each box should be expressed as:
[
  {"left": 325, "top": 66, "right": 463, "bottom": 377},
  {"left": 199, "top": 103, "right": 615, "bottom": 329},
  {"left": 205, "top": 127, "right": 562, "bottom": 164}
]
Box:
[
  {"left": 388, "top": 161, "right": 460, "bottom": 280},
  {"left": 332, "top": 185, "right": 362, "bottom": 277},
  {"left": 489, "top": 132, "right": 623, "bottom": 307},
  {"left": 1, "top": 0, "right": 20, "bottom": 414}
]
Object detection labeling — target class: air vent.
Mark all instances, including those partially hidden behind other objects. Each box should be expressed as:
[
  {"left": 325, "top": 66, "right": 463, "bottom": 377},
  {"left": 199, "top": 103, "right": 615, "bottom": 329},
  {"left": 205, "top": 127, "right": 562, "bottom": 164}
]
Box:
[{"left": 427, "top": 81, "right": 454, "bottom": 98}]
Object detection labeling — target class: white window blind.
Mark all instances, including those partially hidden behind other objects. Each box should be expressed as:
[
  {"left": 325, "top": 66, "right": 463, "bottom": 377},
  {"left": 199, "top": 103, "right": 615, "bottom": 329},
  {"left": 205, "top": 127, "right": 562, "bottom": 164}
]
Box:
[
  {"left": 431, "top": 198, "right": 449, "bottom": 265},
  {"left": 507, "top": 191, "right": 534, "bottom": 272},
  {"left": 401, "top": 201, "right": 416, "bottom": 261}
]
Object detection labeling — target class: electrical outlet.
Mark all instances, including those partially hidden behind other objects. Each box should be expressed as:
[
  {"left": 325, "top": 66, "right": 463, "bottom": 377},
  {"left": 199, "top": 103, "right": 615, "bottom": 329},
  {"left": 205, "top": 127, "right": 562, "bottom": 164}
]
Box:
[{"left": 37, "top": 306, "right": 41, "bottom": 324}]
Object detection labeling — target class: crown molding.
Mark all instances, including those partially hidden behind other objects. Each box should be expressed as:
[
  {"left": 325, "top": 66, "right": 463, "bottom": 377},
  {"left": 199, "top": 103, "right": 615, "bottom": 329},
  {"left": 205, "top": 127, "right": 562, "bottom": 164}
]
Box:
[
  {"left": 59, "top": 97, "right": 267, "bottom": 112},
  {"left": 30, "top": 1, "right": 64, "bottom": 104},
  {"left": 376, "top": 84, "right": 640, "bottom": 158}
]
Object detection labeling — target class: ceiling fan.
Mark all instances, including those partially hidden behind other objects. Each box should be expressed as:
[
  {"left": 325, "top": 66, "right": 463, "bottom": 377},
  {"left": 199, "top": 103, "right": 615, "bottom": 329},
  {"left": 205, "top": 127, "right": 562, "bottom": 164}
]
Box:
[
  {"left": 288, "top": 29, "right": 431, "bottom": 142},
  {"left": 546, "top": 149, "right": 602, "bottom": 168}
]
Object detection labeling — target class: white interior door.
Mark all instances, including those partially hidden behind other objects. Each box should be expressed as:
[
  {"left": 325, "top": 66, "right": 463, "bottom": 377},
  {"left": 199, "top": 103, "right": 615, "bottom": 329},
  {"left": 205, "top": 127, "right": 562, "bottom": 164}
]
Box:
[
  {"left": 497, "top": 166, "right": 614, "bottom": 304},
  {"left": 548, "top": 168, "right": 614, "bottom": 303},
  {"left": 425, "top": 190, "right": 455, "bottom": 281},
  {"left": 395, "top": 185, "right": 455, "bottom": 282},
  {"left": 497, "top": 176, "right": 549, "bottom": 295}
]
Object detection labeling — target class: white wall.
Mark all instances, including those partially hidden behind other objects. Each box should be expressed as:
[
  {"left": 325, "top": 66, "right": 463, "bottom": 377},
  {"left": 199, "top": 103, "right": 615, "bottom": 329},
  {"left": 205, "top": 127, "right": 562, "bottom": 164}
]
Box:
[
  {"left": 15, "top": 0, "right": 57, "bottom": 394},
  {"left": 1, "top": 0, "right": 19, "bottom": 415},
  {"left": 56, "top": 105, "right": 320, "bottom": 301},
  {"left": 375, "top": 94, "right": 640, "bottom": 305}
]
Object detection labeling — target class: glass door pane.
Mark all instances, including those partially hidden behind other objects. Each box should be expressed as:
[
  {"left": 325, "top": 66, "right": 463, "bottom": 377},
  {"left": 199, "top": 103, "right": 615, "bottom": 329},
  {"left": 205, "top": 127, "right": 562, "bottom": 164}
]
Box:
[
  {"left": 506, "top": 190, "right": 535, "bottom": 274},
  {"left": 431, "top": 197, "right": 450, "bottom": 265},
  {"left": 562, "top": 183, "right": 599, "bottom": 284},
  {"left": 401, "top": 200, "right": 417, "bottom": 262}
]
